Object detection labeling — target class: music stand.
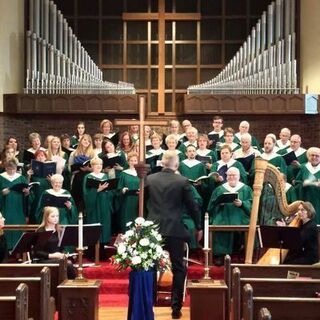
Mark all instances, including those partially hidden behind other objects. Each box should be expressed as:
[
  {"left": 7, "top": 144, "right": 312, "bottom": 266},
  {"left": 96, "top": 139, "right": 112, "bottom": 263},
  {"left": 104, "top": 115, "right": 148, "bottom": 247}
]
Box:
[
  {"left": 58, "top": 224, "right": 102, "bottom": 248},
  {"left": 258, "top": 225, "right": 301, "bottom": 264}
]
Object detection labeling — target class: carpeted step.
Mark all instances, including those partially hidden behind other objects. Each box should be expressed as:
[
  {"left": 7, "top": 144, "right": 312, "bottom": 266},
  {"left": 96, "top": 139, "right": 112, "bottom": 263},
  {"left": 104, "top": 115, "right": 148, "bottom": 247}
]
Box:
[
  {"left": 99, "top": 293, "right": 129, "bottom": 307},
  {"left": 99, "top": 279, "right": 129, "bottom": 294}
]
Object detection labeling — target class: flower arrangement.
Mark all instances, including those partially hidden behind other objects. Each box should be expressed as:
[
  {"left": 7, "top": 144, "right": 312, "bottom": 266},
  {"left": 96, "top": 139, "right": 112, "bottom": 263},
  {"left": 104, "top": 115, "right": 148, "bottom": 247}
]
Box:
[{"left": 112, "top": 217, "right": 171, "bottom": 272}]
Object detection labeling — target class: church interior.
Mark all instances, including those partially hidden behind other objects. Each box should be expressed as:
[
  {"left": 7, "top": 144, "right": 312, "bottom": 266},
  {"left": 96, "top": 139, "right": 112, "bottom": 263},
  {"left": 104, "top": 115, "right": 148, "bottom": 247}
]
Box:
[{"left": 1, "top": 0, "right": 320, "bottom": 319}]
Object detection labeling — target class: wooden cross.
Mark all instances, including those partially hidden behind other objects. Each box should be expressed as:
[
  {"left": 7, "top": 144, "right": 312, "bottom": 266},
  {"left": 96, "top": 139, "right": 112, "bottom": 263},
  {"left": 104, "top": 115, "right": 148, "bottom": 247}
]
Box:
[{"left": 114, "top": 95, "right": 169, "bottom": 217}]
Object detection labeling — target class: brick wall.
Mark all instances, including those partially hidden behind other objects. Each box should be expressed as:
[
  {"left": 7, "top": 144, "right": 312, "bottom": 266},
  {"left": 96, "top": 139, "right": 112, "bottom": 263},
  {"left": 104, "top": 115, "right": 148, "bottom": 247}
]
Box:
[{"left": 1, "top": 113, "right": 319, "bottom": 150}]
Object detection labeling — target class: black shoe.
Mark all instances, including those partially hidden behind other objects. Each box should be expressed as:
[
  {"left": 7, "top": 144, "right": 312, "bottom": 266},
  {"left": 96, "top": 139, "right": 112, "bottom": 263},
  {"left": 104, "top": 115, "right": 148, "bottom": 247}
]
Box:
[{"left": 172, "top": 310, "right": 182, "bottom": 319}]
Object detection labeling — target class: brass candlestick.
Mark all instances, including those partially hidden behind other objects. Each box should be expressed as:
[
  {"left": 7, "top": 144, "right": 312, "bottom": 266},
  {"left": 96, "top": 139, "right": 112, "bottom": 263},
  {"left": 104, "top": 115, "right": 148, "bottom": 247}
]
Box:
[
  {"left": 75, "top": 247, "right": 87, "bottom": 282},
  {"left": 202, "top": 248, "right": 212, "bottom": 280}
]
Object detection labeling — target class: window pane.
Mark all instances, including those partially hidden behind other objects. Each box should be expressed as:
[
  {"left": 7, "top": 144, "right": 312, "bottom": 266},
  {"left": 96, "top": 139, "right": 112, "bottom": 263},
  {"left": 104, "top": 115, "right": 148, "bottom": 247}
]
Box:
[
  {"left": 103, "top": 69, "right": 123, "bottom": 82},
  {"left": 165, "top": 45, "right": 172, "bottom": 65},
  {"left": 165, "top": 94, "right": 172, "bottom": 112},
  {"left": 165, "top": 22, "right": 172, "bottom": 40},
  {"left": 151, "top": 44, "right": 158, "bottom": 65},
  {"left": 165, "top": 0, "right": 173, "bottom": 13},
  {"left": 83, "top": 43, "right": 99, "bottom": 64},
  {"left": 225, "top": 0, "right": 247, "bottom": 16},
  {"left": 165, "top": 69, "right": 172, "bottom": 89},
  {"left": 151, "top": 69, "right": 158, "bottom": 89},
  {"left": 127, "top": 69, "right": 148, "bottom": 89},
  {"left": 250, "top": 0, "right": 271, "bottom": 15},
  {"left": 126, "top": 0, "right": 148, "bottom": 12},
  {"left": 127, "top": 21, "right": 148, "bottom": 40},
  {"left": 127, "top": 45, "right": 148, "bottom": 65},
  {"left": 77, "top": 19, "right": 99, "bottom": 41},
  {"left": 102, "top": 1, "right": 124, "bottom": 15},
  {"left": 55, "top": 0, "right": 74, "bottom": 16},
  {"left": 176, "top": 44, "right": 197, "bottom": 65},
  {"left": 201, "top": 0, "right": 222, "bottom": 15},
  {"left": 102, "top": 44, "right": 123, "bottom": 65},
  {"left": 176, "top": 21, "right": 197, "bottom": 40},
  {"left": 151, "top": 0, "right": 159, "bottom": 12},
  {"left": 225, "top": 19, "right": 247, "bottom": 41},
  {"left": 201, "top": 44, "right": 222, "bottom": 65},
  {"left": 176, "top": 0, "right": 197, "bottom": 13},
  {"left": 201, "top": 19, "right": 222, "bottom": 40},
  {"left": 200, "top": 69, "right": 220, "bottom": 83},
  {"left": 176, "top": 69, "right": 196, "bottom": 89},
  {"left": 102, "top": 20, "right": 123, "bottom": 40},
  {"left": 225, "top": 44, "right": 241, "bottom": 63},
  {"left": 78, "top": 0, "right": 99, "bottom": 16},
  {"left": 151, "top": 21, "right": 158, "bottom": 40},
  {"left": 150, "top": 93, "right": 158, "bottom": 113}
]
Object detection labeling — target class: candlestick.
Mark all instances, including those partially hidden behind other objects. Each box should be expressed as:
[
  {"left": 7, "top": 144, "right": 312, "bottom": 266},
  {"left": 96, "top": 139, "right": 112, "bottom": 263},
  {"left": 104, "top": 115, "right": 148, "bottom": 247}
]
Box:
[
  {"left": 204, "top": 212, "right": 209, "bottom": 249},
  {"left": 78, "top": 212, "right": 83, "bottom": 250}
]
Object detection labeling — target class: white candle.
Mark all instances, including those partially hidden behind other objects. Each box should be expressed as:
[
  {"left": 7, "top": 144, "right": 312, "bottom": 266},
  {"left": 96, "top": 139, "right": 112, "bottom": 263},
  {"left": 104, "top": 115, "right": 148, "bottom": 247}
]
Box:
[
  {"left": 204, "top": 212, "right": 209, "bottom": 249},
  {"left": 78, "top": 212, "right": 83, "bottom": 249}
]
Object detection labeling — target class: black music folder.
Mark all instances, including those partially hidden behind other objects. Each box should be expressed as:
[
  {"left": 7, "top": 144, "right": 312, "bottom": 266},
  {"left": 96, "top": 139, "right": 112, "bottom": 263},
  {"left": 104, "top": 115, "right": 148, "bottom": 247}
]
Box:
[
  {"left": 86, "top": 178, "right": 109, "bottom": 189},
  {"left": 236, "top": 153, "right": 255, "bottom": 172},
  {"left": 108, "top": 132, "right": 120, "bottom": 147},
  {"left": 58, "top": 223, "right": 102, "bottom": 248},
  {"left": 23, "top": 150, "right": 35, "bottom": 164},
  {"left": 282, "top": 151, "right": 298, "bottom": 166},
  {"left": 41, "top": 193, "right": 71, "bottom": 208},
  {"left": 196, "top": 155, "right": 212, "bottom": 165},
  {"left": 213, "top": 192, "right": 238, "bottom": 206},
  {"left": 10, "top": 181, "right": 40, "bottom": 192},
  {"left": 31, "top": 159, "right": 57, "bottom": 178},
  {"left": 70, "top": 159, "right": 91, "bottom": 172},
  {"left": 102, "top": 155, "right": 121, "bottom": 168}
]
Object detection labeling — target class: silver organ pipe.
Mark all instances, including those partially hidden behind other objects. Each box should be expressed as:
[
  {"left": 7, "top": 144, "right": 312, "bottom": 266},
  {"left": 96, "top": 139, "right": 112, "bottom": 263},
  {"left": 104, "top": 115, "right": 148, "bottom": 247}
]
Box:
[
  {"left": 25, "top": 0, "right": 135, "bottom": 94},
  {"left": 188, "top": 0, "right": 298, "bottom": 95}
]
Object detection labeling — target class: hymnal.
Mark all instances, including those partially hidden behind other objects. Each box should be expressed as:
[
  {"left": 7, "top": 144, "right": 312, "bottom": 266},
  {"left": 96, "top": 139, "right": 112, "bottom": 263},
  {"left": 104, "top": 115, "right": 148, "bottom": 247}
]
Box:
[
  {"left": 105, "top": 178, "right": 118, "bottom": 191},
  {"left": 23, "top": 150, "right": 35, "bottom": 164},
  {"left": 146, "top": 145, "right": 153, "bottom": 152},
  {"left": 10, "top": 181, "right": 40, "bottom": 192},
  {"left": 108, "top": 132, "right": 120, "bottom": 147},
  {"left": 31, "top": 159, "right": 57, "bottom": 178},
  {"left": 236, "top": 153, "right": 255, "bottom": 172},
  {"left": 217, "top": 164, "right": 228, "bottom": 181},
  {"left": 196, "top": 155, "right": 212, "bottom": 165},
  {"left": 102, "top": 155, "right": 121, "bottom": 169},
  {"left": 145, "top": 154, "right": 160, "bottom": 166},
  {"left": 86, "top": 178, "right": 108, "bottom": 189},
  {"left": 41, "top": 193, "right": 71, "bottom": 208},
  {"left": 70, "top": 159, "right": 91, "bottom": 172},
  {"left": 188, "top": 171, "right": 219, "bottom": 183},
  {"left": 62, "top": 147, "right": 74, "bottom": 156},
  {"left": 282, "top": 151, "right": 298, "bottom": 166},
  {"left": 214, "top": 192, "right": 238, "bottom": 205}
]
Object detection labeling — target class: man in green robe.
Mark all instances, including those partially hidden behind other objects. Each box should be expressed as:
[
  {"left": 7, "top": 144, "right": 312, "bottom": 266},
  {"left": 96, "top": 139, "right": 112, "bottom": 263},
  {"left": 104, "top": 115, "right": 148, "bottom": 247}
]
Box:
[{"left": 207, "top": 167, "right": 253, "bottom": 265}]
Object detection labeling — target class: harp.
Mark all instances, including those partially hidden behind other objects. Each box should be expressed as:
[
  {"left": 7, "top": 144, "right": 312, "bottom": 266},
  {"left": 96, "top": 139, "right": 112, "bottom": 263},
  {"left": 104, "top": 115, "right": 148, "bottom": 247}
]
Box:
[{"left": 245, "top": 158, "right": 301, "bottom": 264}]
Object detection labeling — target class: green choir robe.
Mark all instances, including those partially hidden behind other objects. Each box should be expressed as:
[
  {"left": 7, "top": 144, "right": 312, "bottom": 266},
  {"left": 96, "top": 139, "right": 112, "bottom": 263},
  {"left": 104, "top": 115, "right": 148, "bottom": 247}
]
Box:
[
  {"left": 260, "top": 152, "right": 287, "bottom": 175},
  {"left": 295, "top": 162, "right": 320, "bottom": 224},
  {"left": 178, "top": 159, "right": 207, "bottom": 181},
  {"left": 35, "top": 189, "right": 78, "bottom": 225},
  {"left": 234, "top": 133, "right": 262, "bottom": 152},
  {"left": 117, "top": 169, "right": 140, "bottom": 233},
  {"left": 207, "top": 182, "right": 253, "bottom": 256},
  {"left": 178, "top": 141, "right": 198, "bottom": 154},
  {"left": 0, "top": 172, "right": 28, "bottom": 249},
  {"left": 83, "top": 172, "right": 113, "bottom": 243},
  {"left": 159, "top": 149, "right": 185, "bottom": 162},
  {"left": 196, "top": 149, "right": 218, "bottom": 165},
  {"left": 278, "top": 147, "right": 307, "bottom": 184}
]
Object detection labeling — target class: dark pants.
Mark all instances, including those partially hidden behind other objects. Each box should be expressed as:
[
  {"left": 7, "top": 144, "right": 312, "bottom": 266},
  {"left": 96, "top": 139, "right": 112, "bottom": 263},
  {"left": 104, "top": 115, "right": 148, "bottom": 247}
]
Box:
[{"left": 163, "top": 237, "right": 186, "bottom": 312}]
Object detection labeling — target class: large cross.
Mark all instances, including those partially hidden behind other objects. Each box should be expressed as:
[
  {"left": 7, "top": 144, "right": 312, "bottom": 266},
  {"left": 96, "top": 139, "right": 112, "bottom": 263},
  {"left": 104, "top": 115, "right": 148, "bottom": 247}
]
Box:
[
  {"left": 123, "top": 1, "right": 200, "bottom": 114},
  {"left": 114, "top": 95, "right": 169, "bottom": 217}
]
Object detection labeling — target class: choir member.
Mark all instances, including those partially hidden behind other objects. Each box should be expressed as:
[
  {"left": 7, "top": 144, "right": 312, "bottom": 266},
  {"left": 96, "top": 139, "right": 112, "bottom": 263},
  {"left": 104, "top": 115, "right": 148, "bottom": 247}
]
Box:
[
  {"left": 276, "top": 127, "right": 291, "bottom": 151},
  {"left": 278, "top": 134, "right": 307, "bottom": 184},
  {"left": 208, "top": 116, "right": 224, "bottom": 141},
  {"left": 234, "top": 120, "right": 261, "bottom": 151},
  {"left": 99, "top": 119, "right": 115, "bottom": 140},
  {"left": 168, "top": 120, "right": 182, "bottom": 142},
  {"left": 0, "top": 146, "right": 20, "bottom": 173},
  {"left": 68, "top": 134, "right": 95, "bottom": 210},
  {"left": 6, "top": 136, "right": 22, "bottom": 162},
  {"left": 233, "top": 133, "right": 261, "bottom": 159},
  {"left": 284, "top": 202, "right": 319, "bottom": 265},
  {"left": 221, "top": 127, "right": 240, "bottom": 152},
  {"left": 36, "top": 174, "right": 78, "bottom": 225},
  {"left": 129, "top": 123, "right": 139, "bottom": 144},
  {"left": 44, "top": 135, "right": 54, "bottom": 150},
  {"left": 295, "top": 147, "right": 320, "bottom": 224},
  {"left": 119, "top": 131, "right": 138, "bottom": 159},
  {"left": 117, "top": 152, "right": 140, "bottom": 233},
  {"left": 0, "top": 212, "right": 7, "bottom": 262},
  {"left": 83, "top": 158, "right": 113, "bottom": 247},
  {"left": 93, "top": 133, "right": 103, "bottom": 157},
  {"left": 0, "top": 160, "right": 29, "bottom": 249},
  {"left": 196, "top": 134, "right": 218, "bottom": 171},
  {"left": 34, "top": 206, "right": 76, "bottom": 278},
  {"left": 23, "top": 132, "right": 46, "bottom": 165},
  {"left": 147, "top": 133, "right": 165, "bottom": 156},
  {"left": 178, "top": 126, "right": 198, "bottom": 154},
  {"left": 207, "top": 167, "right": 253, "bottom": 265},
  {"left": 260, "top": 135, "right": 287, "bottom": 174},
  {"left": 144, "top": 125, "right": 153, "bottom": 151},
  {"left": 70, "top": 121, "right": 86, "bottom": 148},
  {"left": 161, "top": 134, "right": 185, "bottom": 162},
  {"left": 180, "top": 119, "right": 192, "bottom": 141},
  {"left": 60, "top": 134, "right": 74, "bottom": 160}
]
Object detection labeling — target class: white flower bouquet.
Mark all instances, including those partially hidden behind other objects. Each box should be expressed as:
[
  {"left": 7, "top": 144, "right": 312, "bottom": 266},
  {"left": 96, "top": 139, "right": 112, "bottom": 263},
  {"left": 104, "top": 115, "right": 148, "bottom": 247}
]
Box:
[{"left": 112, "top": 217, "right": 171, "bottom": 272}]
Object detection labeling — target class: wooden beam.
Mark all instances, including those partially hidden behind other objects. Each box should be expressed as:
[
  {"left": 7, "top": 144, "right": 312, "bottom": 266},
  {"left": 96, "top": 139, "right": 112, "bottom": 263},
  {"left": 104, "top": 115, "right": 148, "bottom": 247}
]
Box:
[
  {"left": 164, "top": 13, "right": 201, "bottom": 20},
  {"left": 122, "top": 13, "right": 159, "bottom": 20},
  {"left": 158, "top": 0, "right": 165, "bottom": 114}
]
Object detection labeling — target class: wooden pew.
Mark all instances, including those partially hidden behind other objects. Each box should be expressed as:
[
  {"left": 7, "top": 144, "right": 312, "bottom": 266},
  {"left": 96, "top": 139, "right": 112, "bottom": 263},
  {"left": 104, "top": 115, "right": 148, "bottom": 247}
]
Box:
[
  {"left": 242, "top": 283, "right": 320, "bottom": 320},
  {"left": 258, "top": 308, "right": 271, "bottom": 320},
  {"left": 232, "top": 267, "right": 320, "bottom": 320},
  {"left": 0, "top": 283, "right": 30, "bottom": 320},
  {"left": 0, "top": 258, "right": 67, "bottom": 302},
  {"left": 0, "top": 266, "right": 54, "bottom": 320}
]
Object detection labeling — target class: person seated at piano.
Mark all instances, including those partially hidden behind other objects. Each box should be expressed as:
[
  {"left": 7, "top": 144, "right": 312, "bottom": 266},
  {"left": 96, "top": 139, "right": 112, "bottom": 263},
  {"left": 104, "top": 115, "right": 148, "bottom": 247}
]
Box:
[
  {"left": 68, "top": 134, "right": 95, "bottom": 211},
  {"left": 276, "top": 127, "right": 291, "bottom": 152},
  {"left": 168, "top": 120, "right": 182, "bottom": 143},
  {"left": 283, "top": 201, "right": 319, "bottom": 265},
  {"left": 196, "top": 134, "right": 218, "bottom": 171},
  {"left": 83, "top": 158, "right": 113, "bottom": 258},
  {"left": 208, "top": 116, "right": 225, "bottom": 148},
  {"left": 27, "top": 150, "right": 52, "bottom": 223},
  {"left": 117, "top": 152, "right": 140, "bottom": 233},
  {"left": 99, "top": 119, "right": 115, "bottom": 141},
  {"left": 294, "top": 147, "right": 320, "bottom": 224},
  {"left": 6, "top": 136, "right": 22, "bottom": 163},
  {"left": 178, "top": 145, "right": 206, "bottom": 183},
  {"left": 278, "top": 134, "right": 307, "bottom": 184},
  {"left": 219, "top": 127, "right": 240, "bottom": 154},
  {"left": 207, "top": 167, "right": 253, "bottom": 266},
  {"left": 234, "top": 121, "right": 261, "bottom": 152},
  {"left": 160, "top": 134, "right": 185, "bottom": 162},
  {"left": 119, "top": 131, "right": 138, "bottom": 160},
  {"left": 60, "top": 134, "right": 74, "bottom": 161},
  {"left": 70, "top": 121, "right": 86, "bottom": 149},
  {"left": 36, "top": 174, "right": 78, "bottom": 225},
  {"left": 99, "top": 139, "right": 126, "bottom": 179},
  {"left": 34, "top": 206, "right": 76, "bottom": 279},
  {"left": 0, "top": 160, "right": 29, "bottom": 250},
  {"left": 0, "top": 212, "right": 8, "bottom": 263},
  {"left": 23, "top": 132, "right": 46, "bottom": 165},
  {"left": 211, "top": 144, "right": 248, "bottom": 190},
  {"left": 178, "top": 126, "right": 198, "bottom": 154}
]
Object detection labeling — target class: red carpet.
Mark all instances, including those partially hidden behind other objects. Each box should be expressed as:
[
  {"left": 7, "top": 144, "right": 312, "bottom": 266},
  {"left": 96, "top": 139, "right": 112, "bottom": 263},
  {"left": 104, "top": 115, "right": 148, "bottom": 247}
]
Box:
[{"left": 83, "top": 261, "right": 224, "bottom": 307}]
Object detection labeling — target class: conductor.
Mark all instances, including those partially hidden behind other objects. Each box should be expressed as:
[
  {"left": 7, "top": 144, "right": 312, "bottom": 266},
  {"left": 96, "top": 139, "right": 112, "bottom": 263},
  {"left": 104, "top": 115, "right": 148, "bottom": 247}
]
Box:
[{"left": 145, "top": 150, "right": 203, "bottom": 319}]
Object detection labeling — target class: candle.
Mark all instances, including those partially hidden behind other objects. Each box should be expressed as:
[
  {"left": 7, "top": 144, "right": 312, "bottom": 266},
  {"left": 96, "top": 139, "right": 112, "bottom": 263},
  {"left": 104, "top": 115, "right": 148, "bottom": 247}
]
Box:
[
  {"left": 78, "top": 212, "right": 83, "bottom": 249},
  {"left": 204, "top": 212, "right": 209, "bottom": 249}
]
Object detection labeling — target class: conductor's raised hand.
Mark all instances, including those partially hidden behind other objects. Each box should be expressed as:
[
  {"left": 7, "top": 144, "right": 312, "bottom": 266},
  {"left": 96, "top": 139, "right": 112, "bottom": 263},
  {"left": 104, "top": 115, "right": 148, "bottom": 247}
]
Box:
[{"left": 98, "top": 182, "right": 109, "bottom": 192}]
